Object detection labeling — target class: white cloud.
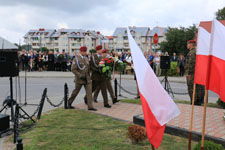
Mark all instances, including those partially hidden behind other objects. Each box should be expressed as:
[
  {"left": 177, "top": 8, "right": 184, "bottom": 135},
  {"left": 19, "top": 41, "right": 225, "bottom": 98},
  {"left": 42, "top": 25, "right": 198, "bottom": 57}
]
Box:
[{"left": 0, "top": 0, "right": 224, "bottom": 44}]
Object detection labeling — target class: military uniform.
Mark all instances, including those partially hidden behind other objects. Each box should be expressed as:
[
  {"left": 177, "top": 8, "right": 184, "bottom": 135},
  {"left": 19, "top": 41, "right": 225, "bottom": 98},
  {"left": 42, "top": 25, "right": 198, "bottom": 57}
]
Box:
[
  {"left": 89, "top": 53, "right": 110, "bottom": 107},
  {"left": 185, "top": 47, "right": 205, "bottom": 105},
  {"left": 68, "top": 47, "right": 95, "bottom": 110}
]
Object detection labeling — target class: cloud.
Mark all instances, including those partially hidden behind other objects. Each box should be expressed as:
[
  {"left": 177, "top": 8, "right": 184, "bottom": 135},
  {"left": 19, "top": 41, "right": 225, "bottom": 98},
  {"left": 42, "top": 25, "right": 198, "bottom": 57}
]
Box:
[{"left": 0, "top": 0, "right": 224, "bottom": 44}]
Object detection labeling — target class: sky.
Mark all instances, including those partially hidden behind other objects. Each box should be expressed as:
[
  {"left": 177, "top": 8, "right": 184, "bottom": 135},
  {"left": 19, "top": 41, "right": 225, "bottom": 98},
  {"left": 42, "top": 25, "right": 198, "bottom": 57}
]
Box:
[{"left": 0, "top": 0, "right": 224, "bottom": 44}]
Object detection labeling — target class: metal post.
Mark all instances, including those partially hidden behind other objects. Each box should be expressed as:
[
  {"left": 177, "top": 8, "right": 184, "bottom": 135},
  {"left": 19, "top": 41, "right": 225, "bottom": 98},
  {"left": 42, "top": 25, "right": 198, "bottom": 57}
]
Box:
[
  {"left": 37, "top": 88, "right": 47, "bottom": 120},
  {"left": 119, "top": 71, "right": 122, "bottom": 96},
  {"left": 114, "top": 78, "right": 118, "bottom": 99},
  {"left": 10, "top": 77, "right": 14, "bottom": 122},
  {"left": 64, "top": 83, "right": 68, "bottom": 109},
  {"left": 14, "top": 104, "right": 19, "bottom": 143},
  {"left": 16, "top": 137, "right": 23, "bottom": 150}
]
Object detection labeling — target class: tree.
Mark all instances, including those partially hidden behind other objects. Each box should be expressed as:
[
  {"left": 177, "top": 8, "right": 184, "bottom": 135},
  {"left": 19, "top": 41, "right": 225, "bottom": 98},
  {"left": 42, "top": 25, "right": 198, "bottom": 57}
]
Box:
[
  {"left": 159, "top": 25, "right": 197, "bottom": 56},
  {"left": 216, "top": 7, "right": 225, "bottom": 20}
]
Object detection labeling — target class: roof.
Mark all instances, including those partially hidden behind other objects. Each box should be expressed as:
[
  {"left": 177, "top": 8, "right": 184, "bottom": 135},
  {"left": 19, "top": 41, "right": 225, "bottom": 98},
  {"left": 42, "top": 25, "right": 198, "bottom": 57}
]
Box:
[
  {"left": 112, "top": 27, "right": 150, "bottom": 37},
  {"left": 0, "top": 36, "right": 18, "bottom": 50},
  {"left": 106, "top": 36, "right": 113, "bottom": 39},
  {"left": 24, "top": 29, "right": 56, "bottom": 38},
  {"left": 199, "top": 20, "right": 225, "bottom": 33},
  {"left": 148, "top": 27, "right": 168, "bottom": 37}
]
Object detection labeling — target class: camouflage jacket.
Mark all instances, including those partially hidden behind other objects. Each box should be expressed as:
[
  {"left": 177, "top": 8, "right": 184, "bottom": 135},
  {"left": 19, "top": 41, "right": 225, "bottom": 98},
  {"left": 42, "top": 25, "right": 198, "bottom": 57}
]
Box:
[{"left": 185, "top": 48, "right": 196, "bottom": 75}]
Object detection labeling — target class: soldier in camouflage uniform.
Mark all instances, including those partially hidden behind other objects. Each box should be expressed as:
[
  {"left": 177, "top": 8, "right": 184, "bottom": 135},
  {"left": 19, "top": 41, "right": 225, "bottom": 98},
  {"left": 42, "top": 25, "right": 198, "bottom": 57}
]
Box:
[{"left": 185, "top": 40, "right": 205, "bottom": 105}]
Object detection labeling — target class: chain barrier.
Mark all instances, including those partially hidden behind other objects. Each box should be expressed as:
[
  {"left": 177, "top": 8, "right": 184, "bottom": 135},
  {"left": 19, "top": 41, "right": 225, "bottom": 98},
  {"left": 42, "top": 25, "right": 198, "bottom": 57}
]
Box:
[
  {"left": 46, "top": 95, "right": 65, "bottom": 107},
  {"left": 117, "top": 82, "right": 137, "bottom": 96},
  {"left": 18, "top": 104, "right": 40, "bottom": 120},
  {"left": 172, "top": 91, "right": 189, "bottom": 95},
  {"left": 116, "top": 78, "right": 188, "bottom": 96}
]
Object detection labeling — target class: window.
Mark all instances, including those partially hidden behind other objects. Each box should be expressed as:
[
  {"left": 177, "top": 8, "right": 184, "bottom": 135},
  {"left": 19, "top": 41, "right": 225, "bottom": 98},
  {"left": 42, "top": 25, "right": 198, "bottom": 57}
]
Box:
[{"left": 124, "top": 37, "right": 128, "bottom": 40}]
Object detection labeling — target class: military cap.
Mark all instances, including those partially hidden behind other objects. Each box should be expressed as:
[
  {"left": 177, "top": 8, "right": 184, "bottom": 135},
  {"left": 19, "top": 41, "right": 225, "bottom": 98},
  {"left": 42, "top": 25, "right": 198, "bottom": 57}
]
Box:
[
  {"left": 80, "top": 46, "right": 87, "bottom": 52},
  {"left": 96, "top": 45, "right": 102, "bottom": 50}
]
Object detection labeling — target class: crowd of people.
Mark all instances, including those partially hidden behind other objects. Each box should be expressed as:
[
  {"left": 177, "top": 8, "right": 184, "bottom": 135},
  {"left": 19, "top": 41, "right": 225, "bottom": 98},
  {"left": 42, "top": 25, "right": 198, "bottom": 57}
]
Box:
[
  {"left": 18, "top": 48, "right": 187, "bottom": 78},
  {"left": 144, "top": 51, "right": 186, "bottom": 77}
]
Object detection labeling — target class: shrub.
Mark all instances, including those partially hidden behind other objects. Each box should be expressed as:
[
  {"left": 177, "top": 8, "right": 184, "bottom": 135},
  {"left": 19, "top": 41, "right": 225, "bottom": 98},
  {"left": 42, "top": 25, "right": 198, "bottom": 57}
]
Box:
[
  {"left": 194, "top": 140, "right": 224, "bottom": 150},
  {"left": 168, "top": 61, "right": 178, "bottom": 76},
  {"left": 217, "top": 98, "right": 225, "bottom": 109},
  {"left": 127, "top": 124, "right": 147, "bottom": 144}
]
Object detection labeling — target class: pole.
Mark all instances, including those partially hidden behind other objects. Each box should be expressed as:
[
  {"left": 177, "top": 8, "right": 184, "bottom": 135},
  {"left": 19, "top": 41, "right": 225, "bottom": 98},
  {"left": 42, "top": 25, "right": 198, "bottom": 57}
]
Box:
[
  {"left": 114, "top": 78, "right": 118, "bottom": 99},
  {"left": 151, "top": 144, "right": 155, "bottom": 150},
  {"left": 119, "top": 71, "right": 122, "bottom": 96},
  {"left": 201, "top": 90, "right": 208, "bottom": 150},
  {"left": 64, "top": 83, "right": 68, "bottom": 109},
  {"left": 188, "top": 83, "right": 196, "bottom": 150},
  {"left": 10, "top": 77, "right": 15, "bottom": 122}
]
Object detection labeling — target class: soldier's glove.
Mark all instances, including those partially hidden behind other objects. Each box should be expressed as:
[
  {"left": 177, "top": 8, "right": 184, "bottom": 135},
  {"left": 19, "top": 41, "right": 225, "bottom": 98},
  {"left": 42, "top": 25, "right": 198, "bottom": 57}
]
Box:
[{"left": 80, "top": 76, "right": 87, "bottom": 81}]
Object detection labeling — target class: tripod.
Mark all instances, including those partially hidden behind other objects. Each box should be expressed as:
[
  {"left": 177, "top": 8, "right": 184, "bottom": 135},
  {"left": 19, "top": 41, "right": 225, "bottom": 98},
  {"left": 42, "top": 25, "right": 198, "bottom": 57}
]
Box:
[
  {"left": 0, "top": 77, "right": 35, "bottom": 123},
  {"left": 161, "top": 70, "right": 174, "bottom": 97}
]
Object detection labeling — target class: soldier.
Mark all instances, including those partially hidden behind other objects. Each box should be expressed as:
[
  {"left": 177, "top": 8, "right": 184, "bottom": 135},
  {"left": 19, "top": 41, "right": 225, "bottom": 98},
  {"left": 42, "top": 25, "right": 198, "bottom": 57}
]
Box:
[
  {"left": 68, "top": 46, "right": 97, "bottom": 111},
  {"left": 93, "top": 49, "right": 120, "bottom": 104},
  {"left": 185, "top": 40, "right": 205, "bottom": 105},
  {"left": 84, "top": 45, "right": 111, "bottom": 108}
]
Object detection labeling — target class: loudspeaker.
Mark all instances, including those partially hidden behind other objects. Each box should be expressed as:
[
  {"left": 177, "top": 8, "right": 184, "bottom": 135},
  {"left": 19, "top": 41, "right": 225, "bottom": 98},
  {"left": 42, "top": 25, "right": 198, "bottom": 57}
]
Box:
[
  {"left": 0, "top": 50, "right": 19, "bottom": 77},
  {"left": 160, "top": 56, "right": 170, "bottom": 69},
  {"left": 0, "top": 114, "right": 10, "bottom": 132}
]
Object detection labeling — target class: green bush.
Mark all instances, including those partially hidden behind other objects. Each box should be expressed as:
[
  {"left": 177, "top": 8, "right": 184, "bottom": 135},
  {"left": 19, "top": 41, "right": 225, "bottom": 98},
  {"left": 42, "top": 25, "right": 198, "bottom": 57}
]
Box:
[
  {"left": 161, "top": 61, "right": 179, "bottom": 76},
  {"left": 217, "top": 98, "right": 225, "bottom": 109},
  {"left": 194, "top": 140, "right": 224, "bottom": 150}
]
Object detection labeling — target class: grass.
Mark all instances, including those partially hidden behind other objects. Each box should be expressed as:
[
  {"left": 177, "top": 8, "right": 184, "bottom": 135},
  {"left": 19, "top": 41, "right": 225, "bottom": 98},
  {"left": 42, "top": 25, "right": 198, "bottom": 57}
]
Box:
[
  {"left": 120, "top": 99, "right": 223, "bottom": 109},
  {"left": 5, "top": 108, "right": 197, "bottom": 150}
]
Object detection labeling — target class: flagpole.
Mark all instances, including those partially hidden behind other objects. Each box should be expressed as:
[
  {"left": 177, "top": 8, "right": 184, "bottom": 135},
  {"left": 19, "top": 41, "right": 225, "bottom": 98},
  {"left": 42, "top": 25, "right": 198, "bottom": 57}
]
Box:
[
  {"left": 151, "top": 144, "right": 155, "bottom": 150},
  {"left": 201, "top": 90, "right": 208, "bottom": 150},
  {"left": 188, "top": 83, "right": 196, "bottom": 150}
]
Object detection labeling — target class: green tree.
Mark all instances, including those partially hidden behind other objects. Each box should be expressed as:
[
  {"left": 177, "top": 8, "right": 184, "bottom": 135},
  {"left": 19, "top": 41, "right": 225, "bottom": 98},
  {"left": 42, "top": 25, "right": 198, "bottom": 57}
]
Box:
[
  {"left": 216, "top": 7, "right": 225, "bottom": 20},
  {"left": 159, "top": 25, "right": 197, "bottom": 56}
]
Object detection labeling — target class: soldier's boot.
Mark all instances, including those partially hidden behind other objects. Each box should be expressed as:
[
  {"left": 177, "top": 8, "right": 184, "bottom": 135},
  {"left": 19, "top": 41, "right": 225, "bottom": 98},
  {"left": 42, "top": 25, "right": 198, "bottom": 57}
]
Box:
[
  {"left": 113, "top": 97, "right": 120, "bottom": 104},
  {"left": 84, "top": 97, "right": 87, "bottom": 105},
  {"left": 68, "top": 103, "right": 75, "bottom": 109}
]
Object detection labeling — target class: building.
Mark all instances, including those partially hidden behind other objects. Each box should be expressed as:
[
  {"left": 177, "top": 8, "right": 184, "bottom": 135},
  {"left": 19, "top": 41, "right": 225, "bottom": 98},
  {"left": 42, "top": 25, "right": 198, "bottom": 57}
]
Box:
[
  {"left": 112, "top": 26, "right": 151, "bottom": 52},
  {"left": 24, "top": 28, "right": 107, "bottom": 53}
]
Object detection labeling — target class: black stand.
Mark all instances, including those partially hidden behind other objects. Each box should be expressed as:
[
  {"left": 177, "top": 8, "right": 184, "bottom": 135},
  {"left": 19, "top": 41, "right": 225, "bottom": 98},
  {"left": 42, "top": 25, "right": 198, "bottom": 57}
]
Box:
[
  {"left": 161, "top": 70, "right": 174, "bottom": 97},
  {"left": 118, "top": 71, "right": 127, "bottom": 98},
  {"left": 0, "top": 77, "right": 35, "bottom": 123}
]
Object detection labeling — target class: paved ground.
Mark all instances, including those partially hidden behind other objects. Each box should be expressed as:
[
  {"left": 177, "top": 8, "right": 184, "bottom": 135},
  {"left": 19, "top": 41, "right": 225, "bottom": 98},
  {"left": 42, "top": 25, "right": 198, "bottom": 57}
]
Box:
[
  {"left": 75, "top": 101, "right": 225, "bottom": 140},
  {"left": 0, "top": 71, "right": 220, "bottom": 149}
]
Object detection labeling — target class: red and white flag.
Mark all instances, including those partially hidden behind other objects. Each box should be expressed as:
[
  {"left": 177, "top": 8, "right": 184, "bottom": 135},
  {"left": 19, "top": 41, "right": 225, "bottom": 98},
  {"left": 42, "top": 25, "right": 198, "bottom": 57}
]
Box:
[
  {"left": 127, "top": 28, "right": 180, "bottom": 148},
  {"left": 207, "top": 19, "right": 225, "bottom": 102},
  {"left": 194, "top": 26, "right": 211, "bottom": 86}
]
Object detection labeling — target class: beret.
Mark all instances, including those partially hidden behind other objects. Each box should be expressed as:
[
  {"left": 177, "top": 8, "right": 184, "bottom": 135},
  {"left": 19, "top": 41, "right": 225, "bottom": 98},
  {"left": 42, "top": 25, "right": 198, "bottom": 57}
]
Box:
[
  {"left": 102, "top": 49, "right": 108, "bottom": 53},
  {"left": 80, "top": 46, "right": 87, "bottom": 52},
  {"left": 96, "top": 45, "right": 102, "bottom": 50},
  {"left": 187, "top": 40, "right": 196, "bottom": 44}
]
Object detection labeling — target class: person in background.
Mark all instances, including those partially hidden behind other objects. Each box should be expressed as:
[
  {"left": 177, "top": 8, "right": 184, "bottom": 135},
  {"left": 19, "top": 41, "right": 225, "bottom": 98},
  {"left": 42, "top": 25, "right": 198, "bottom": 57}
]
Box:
[
  {"left": 42, "top": 51, "right": 48, "bottom": 71},
  {"left": 171, "top": 52, "right": 177, "bottom": 62},
  {"left": 177, "top": 53, "right": 185, "bottom": 76},
  {"left": 149, "top": 51, "right": 155, "bottom": 72},
  {"left": 154, "top": 52, "right": 161, "bottom": 76}
]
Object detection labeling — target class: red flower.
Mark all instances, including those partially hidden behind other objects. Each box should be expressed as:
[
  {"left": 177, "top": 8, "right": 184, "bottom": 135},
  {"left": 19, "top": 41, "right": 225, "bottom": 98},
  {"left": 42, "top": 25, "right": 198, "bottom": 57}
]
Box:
[
  {"left": 104, "top": 58, "right": 108, "bottom": 61},
  {"left": 107, "top": 60, "right": 111, "bottom": 63}
]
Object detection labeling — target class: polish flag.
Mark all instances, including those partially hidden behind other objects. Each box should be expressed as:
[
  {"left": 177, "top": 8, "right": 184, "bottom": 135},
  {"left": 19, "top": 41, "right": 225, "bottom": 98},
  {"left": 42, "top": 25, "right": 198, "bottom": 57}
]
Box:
[
  {"left": 194, "top": 26, "right": 211, "bottom": 86},
  {"left": 127, "top": 28, "right": 180, "bottom": 148},
  {"left": 207, "top": 19, "right": 225, "bottom": 102}
]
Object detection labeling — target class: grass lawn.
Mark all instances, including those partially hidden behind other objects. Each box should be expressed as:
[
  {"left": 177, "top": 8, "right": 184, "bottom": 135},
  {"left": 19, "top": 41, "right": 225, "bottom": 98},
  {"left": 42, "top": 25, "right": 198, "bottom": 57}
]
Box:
[
  {"left": 5, "top": 108, "right": 197, "bottom": 150},
  {"left": 120, "top": 99, "right": 223, "bottom": 109}
]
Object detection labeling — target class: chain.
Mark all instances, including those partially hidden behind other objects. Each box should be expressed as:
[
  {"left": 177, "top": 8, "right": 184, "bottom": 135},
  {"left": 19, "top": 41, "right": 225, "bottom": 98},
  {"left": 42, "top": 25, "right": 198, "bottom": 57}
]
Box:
[
  {"left": 117, "top": 82, "right": 137, "bottom": 96},
  {"left": 46, "top": 95, "right": 64, "bottom": 107},
  {"left": 19, "top": 101, "right": 42, "bottom": 120},
  {"left": 173, "top": 91, "right": 189, "bottom": 95}
]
